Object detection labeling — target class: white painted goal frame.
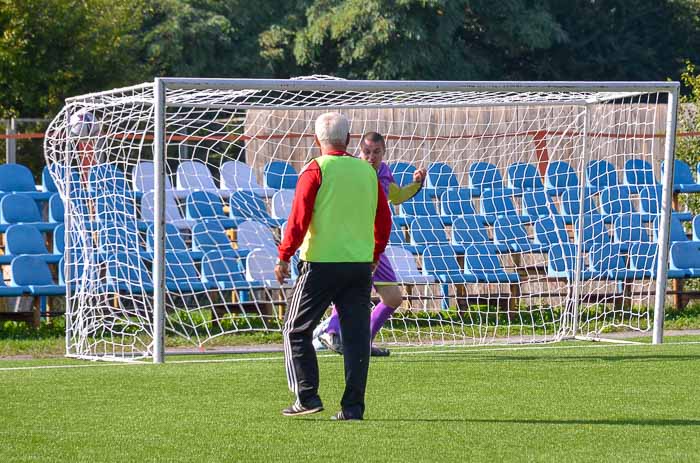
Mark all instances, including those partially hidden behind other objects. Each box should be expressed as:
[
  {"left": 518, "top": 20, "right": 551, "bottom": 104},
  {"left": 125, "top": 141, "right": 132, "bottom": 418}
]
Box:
[{"left": 47, "top": 78, "right": 679, "bottom": 363}]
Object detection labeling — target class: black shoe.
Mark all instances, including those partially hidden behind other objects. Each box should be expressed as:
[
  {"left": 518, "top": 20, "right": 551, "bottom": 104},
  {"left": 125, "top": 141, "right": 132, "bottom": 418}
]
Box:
[
  {"left": 370, "top": 346, "right": 390, "bottom": 357},
  {"left": 282, "top": 401, "right": 324, "bottom": 417},
  {"left": 330, "top": 411, "right": 363, "bottom": 421}
]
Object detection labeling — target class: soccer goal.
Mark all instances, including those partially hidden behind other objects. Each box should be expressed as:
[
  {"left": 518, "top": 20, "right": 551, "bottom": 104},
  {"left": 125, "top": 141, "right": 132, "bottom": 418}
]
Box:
[{"left": 44, "top": 77, "right": 679, "bottom": 362}]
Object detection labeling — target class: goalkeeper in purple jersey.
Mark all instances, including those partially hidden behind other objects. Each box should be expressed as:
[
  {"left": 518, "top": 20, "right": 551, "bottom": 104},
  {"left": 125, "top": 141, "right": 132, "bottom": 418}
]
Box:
[{"left": 316, "top": 132, "right": 426, "bottom": 357}]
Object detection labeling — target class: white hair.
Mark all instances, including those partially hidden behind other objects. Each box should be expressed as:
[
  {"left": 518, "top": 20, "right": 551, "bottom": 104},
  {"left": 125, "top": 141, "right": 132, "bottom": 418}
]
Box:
[{"left": 314, "top": 112, "right": 350, "bottom": 145}]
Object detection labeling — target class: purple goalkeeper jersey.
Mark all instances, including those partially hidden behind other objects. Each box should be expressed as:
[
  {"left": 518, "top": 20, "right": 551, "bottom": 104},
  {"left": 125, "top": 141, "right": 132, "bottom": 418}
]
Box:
[{"left": 377, "top": 162, "right": 395, "bottom": 197}]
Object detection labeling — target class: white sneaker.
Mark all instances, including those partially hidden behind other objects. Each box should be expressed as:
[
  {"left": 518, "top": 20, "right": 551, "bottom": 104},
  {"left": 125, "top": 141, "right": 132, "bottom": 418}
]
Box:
[
  {"left": 313, "top": 317, "right": 332, "bottom": 339},
  {"left": 318, "top": 332, "right": 343, "bottom": 355},
  {"left": 312, "top": 336, "right": 326, "bottom": 351}
]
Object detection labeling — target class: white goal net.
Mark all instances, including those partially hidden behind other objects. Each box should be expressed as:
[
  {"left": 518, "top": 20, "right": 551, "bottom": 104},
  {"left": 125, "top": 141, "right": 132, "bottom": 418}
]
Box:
[{"left": 44, "top": 77, "right": 679, "bottom": 361}]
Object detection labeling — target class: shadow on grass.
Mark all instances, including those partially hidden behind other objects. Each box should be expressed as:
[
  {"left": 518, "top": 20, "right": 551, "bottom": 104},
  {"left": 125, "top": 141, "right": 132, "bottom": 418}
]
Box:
[
  {"left": 315, "top": 417, "right": 700, "bottom": 426},
  {"left": 385, "top": 353, "right": 700, "bottom": 364}
]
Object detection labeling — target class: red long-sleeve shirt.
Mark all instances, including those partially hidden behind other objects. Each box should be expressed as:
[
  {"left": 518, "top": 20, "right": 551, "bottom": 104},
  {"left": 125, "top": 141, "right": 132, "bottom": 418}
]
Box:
[{"left": 278, "top": 152, "right": 392, "bottom": 262}]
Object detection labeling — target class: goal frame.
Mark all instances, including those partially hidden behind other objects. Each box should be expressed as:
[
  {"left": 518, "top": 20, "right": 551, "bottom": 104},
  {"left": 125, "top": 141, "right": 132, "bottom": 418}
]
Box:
[{"left": 63, "top": 78, "right": 681, "bottom": 363}]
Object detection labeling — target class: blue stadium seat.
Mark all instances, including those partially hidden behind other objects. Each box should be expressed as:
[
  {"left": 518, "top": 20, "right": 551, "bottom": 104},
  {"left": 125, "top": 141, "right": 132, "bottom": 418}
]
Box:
[
  {"left": 105, "top": 253, "right": 154, "bottom": 293},
  {"left": 93, "top": 195, "right": 143, "bottom": 229},
  {"left": 0, "top": 193, "right": 58, "bottom": 232},
  {"left": 693, "top": 215, "right": 700, "bottom": 241},
  {"left": 409, "top": 217, "right": 454, "bottom": 253},
  {"left": 533, "top": 216, "right": 569, "bottom": 246},
  {"left": 662, "top": 160, "right": 700, "bottom": 194},
  {"left": 264, "top": 161, "right": 298, "bottom": 190},
  {"left": 506, "top": 162, "right": 545, "bottom": 192},
  {"left": 463, "top": 244, "right": 520, "bottom": 283},
  {"left": 480, "top": 189, "right": 526, "bottom": 223},
  {"left": 547, "top": 243, "right": 596, "bottom": 281},
  {"left": 559, "top": 187, "right": 601, "bottom": 225},
  {"left": 421, "top": 245, "right": 475, "bottom": 284},
  {"left": 192, "top": 220, "right": 246, "bottom": 256},
  {"left": 468, "top": 162, "right": 516, "bottom": 195},
  {"left": 141, "top": 191, "right": 195, "bottom": 231},
  {"left": 0, "top": 164, "right": 52, "bottom": 201},
  {"left": 639, "top": 185, "right": 692, "bottom": 222},
  {"left": 97, "top": 223, "right": 145, "bottom": 258},
  {"left": 201, "top": 250, "right": 262, "bottom": 291},
  {"left": 388, "top": 224, "right": 418, "bottom": 255},
  {"left": 3, "top": 224, "right": 62, "bottom": 265},
  {"left": 58, "top": 254, "right": 87, "bottom": 289},
  {"left": 186, "top": 191, "right": 239, "bottom": 229},
  {"left": 399, "top": 189, "right": 439, "bottom": 217},
  {"left": 146, "top": 223, "right": 203, "bottom": 260},
  {"left": 424, "top": 162, "right": 460, "bottom": 199},
  {"left": 132, "top": 161, "right": 188, "bottom": 200},
  {"left": 653, "top": 215, "right": 689, "bottom": 243},
  {"left": 574, "top": 215, "right": 612, "bottom": 251},
  {"left": 10, "top": 255, "right": 65, "bottom": 296},
  {"left": 389, "top": 162, "right": 417, "bottom": 187},
  {"left": 669, "top": 241, "right": 700, "bottom": 278},
  {"left": 271, "top": 189, "right": 295, "bottom": 220},
  {"left": 237, "top": 220, "right": 278, "bottom": 254},
  {"left": 48, "top": 193, "right": 64, "bottom": 223},
  {"left": 628, "top": 242, "right": 687, "bottom": 279},
  {"left": 520, "top": 189, "right": 558, "bottom": 221},
  {"left": 439, "top": 188, "right": 477, "bottom": 218},
  {"left": 176, "top": 160, "right": 230, "bottom": 197},
  {"left": 384, "top": 246, "right": 436, "bottom": 284},
  {"left": 451, "top": 216, "right": 508, "bottom": 252},
  {"left": 41, "top": 165, "right": 58, "bottom": 193},
  {"left": 599, "top": 186, "right": 644, "bottom": 220},
  {"left": 219, "top": 160, "right": 276, "bottom": 198},
  {"left": 0, "top": 273, "right": 26, "bottom": 296},
  {"left": 229, "top": 191, "right": 285, "bottom": 228},
  {"left": 245, "top": 248, "right": 291, "bottom": 288},
  {"left": 624, "top": 159, "right": 657, "bottom": 193},
  {"left": 545, "top": 161, "right": 579, "bottom": 196},
  {"left": 89, "top": 164, "right": 141, "bottom": 199},
  {"left": 164, "top": 251, "right": 212, "bottom": 292},
  {"left": 586, "top": 160, "right": 618, "bottom": 191},
  {"left": 493, "top": 217, "right": 548, "bottom": 253},
  {"left": 589, "top": 243, "right": 646, "bottom": 280},
  {"left": 613, "top": 213, "right": 650, "bottom": 252}
]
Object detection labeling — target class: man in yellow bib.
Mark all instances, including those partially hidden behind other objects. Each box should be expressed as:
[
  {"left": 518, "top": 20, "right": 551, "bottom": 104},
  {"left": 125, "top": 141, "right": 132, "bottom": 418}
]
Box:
[{"left": 275, "top": 112, "right": 391, "bottom": 420}]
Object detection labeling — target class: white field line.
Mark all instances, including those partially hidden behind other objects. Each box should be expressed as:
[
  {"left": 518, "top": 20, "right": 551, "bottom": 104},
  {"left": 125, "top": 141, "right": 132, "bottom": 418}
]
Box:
[{"left": 1, "top": 340, "right": 700, "bottom": 372}]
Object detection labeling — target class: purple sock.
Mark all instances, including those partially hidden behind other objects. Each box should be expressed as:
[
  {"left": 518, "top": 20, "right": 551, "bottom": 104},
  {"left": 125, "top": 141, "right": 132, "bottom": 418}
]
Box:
[
  {"left": 370, "top": 303, "right": 396, "bottom": 340},
  {"left": 326, "top": 306, "right": 341, "bottom": 335}
]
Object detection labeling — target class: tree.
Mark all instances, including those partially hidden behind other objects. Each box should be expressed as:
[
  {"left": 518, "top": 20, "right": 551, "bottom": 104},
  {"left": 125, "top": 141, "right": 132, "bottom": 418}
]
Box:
[{"left": 0, "top": 0, "right": 147, "bottom": 118}]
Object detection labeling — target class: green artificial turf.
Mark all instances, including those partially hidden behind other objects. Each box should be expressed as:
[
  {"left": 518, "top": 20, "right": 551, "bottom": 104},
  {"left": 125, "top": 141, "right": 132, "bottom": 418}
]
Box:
[{"left": 1, "top": 342, "right": 699, "bottom": 462}]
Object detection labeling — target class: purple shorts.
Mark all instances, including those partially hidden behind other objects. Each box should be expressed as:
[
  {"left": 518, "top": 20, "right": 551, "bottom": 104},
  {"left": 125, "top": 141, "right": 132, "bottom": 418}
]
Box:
[{"left": 373, "top": 252, "right": 397, "bottom": 284}]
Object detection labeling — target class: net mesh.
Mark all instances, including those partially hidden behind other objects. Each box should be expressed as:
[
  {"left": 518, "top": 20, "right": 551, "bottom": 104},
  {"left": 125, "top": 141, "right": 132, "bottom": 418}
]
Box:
[{"left": 44, "top": 77, "right": 672, "bottom": 360}]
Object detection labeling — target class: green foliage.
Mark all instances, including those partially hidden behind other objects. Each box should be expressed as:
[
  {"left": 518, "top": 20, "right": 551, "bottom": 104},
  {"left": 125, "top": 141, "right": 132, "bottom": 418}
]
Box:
[{"left": 0, "top": 0, "right": 148, "bottom": 118}]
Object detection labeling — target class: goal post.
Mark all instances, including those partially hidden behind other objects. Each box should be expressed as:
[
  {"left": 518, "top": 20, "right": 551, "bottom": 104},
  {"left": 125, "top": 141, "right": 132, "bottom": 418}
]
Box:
[{"left": 44, "top": 78, "right": 680, "bottom": 362}]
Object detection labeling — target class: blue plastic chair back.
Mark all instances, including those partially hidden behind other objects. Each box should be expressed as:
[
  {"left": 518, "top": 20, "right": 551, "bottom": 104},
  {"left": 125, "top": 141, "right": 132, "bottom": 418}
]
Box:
[
  {"left": 451, "top": 216, "right": 491, "bottom": 246},
  {"left": 586, "top": 160, "right": 618, "bottom": 189},
  {"left": 589, "top": 243, "right": 626, "bottom": 273},
  {"left": 614, "top": 214, "right": 649, "bottom": 243},
  {"left": 480, "top": 189, "right": 518, "bottom": 217},
  {"left": 0, "top": 164, "right": 38, "bottom": 193},
  {"left": 201, "top": 250, "right": 246, "bottom": 284},
  {"left": 427, "top": 162, "right": 459, "bottom": 190},
  {"left": 165, "top": 252, "right": 203, "bottom": 287},
  {"left": 106, "top": 253, "right": 153, "bottom": 287},
  {"left": 521, "top": 190, "right": 556, "bottom": 218},
  {"left": 663, "top": 160, "right": 695, "bottom": 185},
  {"left": 545, "top": 161, "right": 578, "bottom": 191},
  {"left": 440, "top": 189, "right": 476, "bottom": 216},
  {"left": 575, "top": 215, "right": 611, "bottom": 250},
  {"left": 547, "top": 243, "right": 577, "bottom": 276},
  {"left": 264, "top": 161, "right": 298, "bottom": 189},
  {"left": 6, "top": 224, "right": 49, "bottom": 255},
  {"left": 89, "top": 164, "right": 129, "bottom": 192},
  {"left": 653, "top": 215, "right": 687, "bottom": 242},
  {"left": 493, "top": 217, "right": 530, "bottom": 247},
  {"left": 534, "top": 217, "right": 568, "bottom": 246},
  {"left": 192, "top": 220, "right": 233, "bottom": 253},
  {"left": 507, "top": 162, "right": 543, "bottom": 190},
  {"left": 463, "top": 244, "right": 505, "bottom": 273},
  {"left": 94, "top": 195, "right": 136, "bottom": 223},
  {"left": 389, "top": 162, "right": 416, "bottom": 187},
  {"left": 628, "top": 242, "right": 657, "bottom": 273},
  {"left": 599, "top": 186, "right": 633, "bottom": 215},
  {"left": 422, "top": 245, "right": 462, "bottom": 274},
  {"left": 468, "top": 162, "right": 503, "bottom": 191},
  {"left": 11, "top": 255, "right": 56, "bottom": 286},
  {"left": 42, "top": 165, "right": 59, "bottom": 192},
  {"left": 230, "top": 191, "right": 271, "bottom": 220},
  {"left": 624, "top": 159, "right": 656, "bottom": 187},
  {"left": 186, "top": 191, "right": 226, "bottom": 221},
  {"left": 560, "top": 188, "right": 596, "bottom": 216},
  {"left": 147, "top": 223, "right": 188, "bottom": 252},
  {"left": 639, "top": 186, "right": 661, "bottom": 215},
  {"left": 0, "top": 193, "right": 42, "bottom": 223},
  {"left": 410, "top": 217, "right": 448, "bottom": 247},
  {"left": 49, "top": 193, "right": 65, "bottom": 223},
  {"left": 400, "top": 190, "right": 438, "bottom": 216}
]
